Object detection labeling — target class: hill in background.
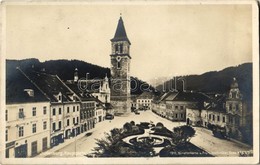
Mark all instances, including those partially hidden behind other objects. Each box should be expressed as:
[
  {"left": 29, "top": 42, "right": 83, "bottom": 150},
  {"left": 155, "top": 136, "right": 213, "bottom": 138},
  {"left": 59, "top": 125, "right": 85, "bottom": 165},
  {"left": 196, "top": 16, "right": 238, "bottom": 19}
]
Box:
[
  {"left": 6, "top": 58, "right": 158, "bottom": 95},
  {"left": 155, "top": 63, "right": 252, "bottom": 102}
]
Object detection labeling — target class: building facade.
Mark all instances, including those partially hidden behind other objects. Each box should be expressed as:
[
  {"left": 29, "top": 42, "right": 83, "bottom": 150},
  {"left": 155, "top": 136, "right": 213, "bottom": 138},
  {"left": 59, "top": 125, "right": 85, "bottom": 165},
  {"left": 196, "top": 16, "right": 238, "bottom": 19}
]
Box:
[
  {"left": 91, "top": 75, "right": 111, "bottom": 104},
  {"left": 110, "top": 16, "right": 131, "bottom": 115},
  {"left": 185, "top": 78, "right": 252, "bottom": 144},
  {"left": 6, "top": 67, "right": 51, "bottom": 158},
  {"left": 153, "top": 91, "right": 209, "bottom": 122},
  {"left": 65, "top": 81, "right": 96, "bottom": 136},
  {"left": 24, "top": 71, "right": 82, "bottom": 147},
  {"left": 136, "top": 92, "right": 154, "bottom": 110}
]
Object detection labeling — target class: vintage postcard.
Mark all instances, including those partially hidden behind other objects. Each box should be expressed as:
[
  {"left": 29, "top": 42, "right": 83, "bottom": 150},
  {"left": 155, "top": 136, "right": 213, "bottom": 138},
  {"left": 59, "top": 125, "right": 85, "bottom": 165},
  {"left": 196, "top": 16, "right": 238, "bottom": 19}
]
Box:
[{"left": 1, "top": 0, "right": 259, "bottom": 164}]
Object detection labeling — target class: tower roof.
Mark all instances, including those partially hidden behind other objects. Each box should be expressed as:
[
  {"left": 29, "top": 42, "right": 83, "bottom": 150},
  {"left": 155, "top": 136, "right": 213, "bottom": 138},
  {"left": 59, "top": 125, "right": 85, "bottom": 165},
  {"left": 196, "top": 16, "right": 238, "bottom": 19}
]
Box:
[
  {"left": 111, "top": 16, "right": 131, "bottom": 44},
  {"left": 231, "top": 77, "right": 239, "bottom": 89}
]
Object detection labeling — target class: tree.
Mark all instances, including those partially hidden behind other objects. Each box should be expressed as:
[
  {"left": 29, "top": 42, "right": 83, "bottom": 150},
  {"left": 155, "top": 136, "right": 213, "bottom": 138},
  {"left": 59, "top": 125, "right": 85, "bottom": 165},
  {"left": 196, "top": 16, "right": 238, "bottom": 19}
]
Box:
[
  {"left": 172, "top": 125, "right": 196, "bottom": 144},
  {"left": 130, "top": 121, "right": 135, "bottom": 126},
  {"left": 155, "top": 122, "right": 164, "bottom": 129},
  {"left": 110, "top": 128, "right": 123, "bottom": 141},
  {"left": 92, "top": 132, "right": 121, "bottom": 157},
  {"left": 123, "top": 122, "right": 133, "bottom": 133},
  {"left": 134, "top": 138, "right": 156, "bottom": 157}
]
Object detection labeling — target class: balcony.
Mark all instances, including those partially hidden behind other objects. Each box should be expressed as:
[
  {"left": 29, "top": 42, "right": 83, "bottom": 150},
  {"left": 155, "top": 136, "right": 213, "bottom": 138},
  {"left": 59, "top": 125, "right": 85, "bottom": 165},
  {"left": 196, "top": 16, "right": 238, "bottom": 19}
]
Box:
[{"left": 18, "top": 112, "right": 25, "bottom": 119}]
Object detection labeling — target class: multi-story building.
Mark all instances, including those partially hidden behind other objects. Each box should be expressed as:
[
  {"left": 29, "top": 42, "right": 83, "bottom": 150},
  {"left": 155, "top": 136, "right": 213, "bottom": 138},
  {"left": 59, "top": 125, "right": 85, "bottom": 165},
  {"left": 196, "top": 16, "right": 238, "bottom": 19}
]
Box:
[
  {"left": 185, "top": 78, "right": 252, "bottom": 144},
  {"left": 25, "top": 71, "right": 81, "bottom": 147},
  {"left": 77, "top": 70, "right": 113, "bottom": 116},
  {"left": 152, "top": 92, "right": 174, "bottom": 117},
  {"left": 136, "top": 92, "right": 154, "bottom": 110},
  {"left": 157, "top": 91, "right": 209, "bottom": 121},
  {"left": 130, "top": 95, "right": 138, "bottom": 111},
  {"left": 66, "top": 81, "right": 96, "bottom": 133},
  {"left": 6, "top": 67, "right": 51, "bottom": 158},
  {"left": 186, "top": 95, "right": 227, "bottom": 127},
  {"left": 95, "top": 100, "right": 106, "bottom": 123}
]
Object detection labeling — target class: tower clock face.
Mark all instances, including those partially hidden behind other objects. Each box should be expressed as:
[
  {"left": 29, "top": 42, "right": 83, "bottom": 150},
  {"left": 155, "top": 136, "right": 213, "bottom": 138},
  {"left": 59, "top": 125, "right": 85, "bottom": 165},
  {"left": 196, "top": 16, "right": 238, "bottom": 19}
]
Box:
[{"left": 116, "top": 56, "right": 122, "bottom": 62}]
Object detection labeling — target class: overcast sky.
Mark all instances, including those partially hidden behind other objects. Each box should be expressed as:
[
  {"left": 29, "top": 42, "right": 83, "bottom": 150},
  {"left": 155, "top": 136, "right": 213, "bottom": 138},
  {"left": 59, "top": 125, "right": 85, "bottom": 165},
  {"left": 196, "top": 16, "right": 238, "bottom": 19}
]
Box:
[{"left": 6, "top": 4, "right": 252, "bottom": 83}]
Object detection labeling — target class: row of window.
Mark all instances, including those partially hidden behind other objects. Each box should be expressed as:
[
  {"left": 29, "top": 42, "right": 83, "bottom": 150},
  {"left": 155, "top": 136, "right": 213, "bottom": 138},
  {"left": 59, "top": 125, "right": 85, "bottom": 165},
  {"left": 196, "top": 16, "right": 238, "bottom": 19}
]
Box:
[
  {"left": 6, "top": 107, "right": 48, "bottom": 121},
  {"left": 139, "top": 103, "right": 150, "bottom": 106},
  {"left": 137, "top": 100, "right": 151, "bottom": 103},
  {"left": 6, "top": 121, "right": 48, "bottom": 141},
  {"left": 207, "top": 114, "right": 239, "bottom": 125},
  {"left": 81, "top": 110, "right": 95, "bottom": 119},
  {"left": 166, "top": 105, "right": 185, "bottom": 110},
  {"left": 53, "top": 106, "right": 79, "bottom": 116},
  {"left": 228, "top": 116, "right": 240, "bottom": 125},
  {"left": 52, "top": 121, "right": 62, "bottom": 131},
  {"left": 172, "top": 113, "right": 184, "bottom": 118},
  {"left": 52, "top": 117, "right": 80, "bottom": 131},
  {"left": 208, "top": 114, "right": 226, "bottom": 123},
  {"left": 82, "top": 102, "right": 95, "bottom": 108}
]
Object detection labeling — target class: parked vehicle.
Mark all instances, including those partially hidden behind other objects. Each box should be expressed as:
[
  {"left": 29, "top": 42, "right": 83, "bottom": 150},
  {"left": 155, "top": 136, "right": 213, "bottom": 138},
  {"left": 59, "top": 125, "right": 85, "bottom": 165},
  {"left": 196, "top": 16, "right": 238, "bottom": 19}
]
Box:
[
  {"left": 135, "top": 110, "right": 140, "bottom": 115},
  {"left": 105, "top": 114, "right": 114, "bottom": 120},
  {"left": 131, "top": 107, "right": 136, "bottom": 112}
]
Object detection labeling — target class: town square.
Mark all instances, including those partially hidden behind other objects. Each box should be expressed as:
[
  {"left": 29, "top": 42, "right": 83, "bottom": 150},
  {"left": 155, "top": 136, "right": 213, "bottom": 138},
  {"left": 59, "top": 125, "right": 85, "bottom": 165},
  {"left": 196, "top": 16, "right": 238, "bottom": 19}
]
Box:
[{"left": 2, "top": 1, "right": 259, "bottom": 164}]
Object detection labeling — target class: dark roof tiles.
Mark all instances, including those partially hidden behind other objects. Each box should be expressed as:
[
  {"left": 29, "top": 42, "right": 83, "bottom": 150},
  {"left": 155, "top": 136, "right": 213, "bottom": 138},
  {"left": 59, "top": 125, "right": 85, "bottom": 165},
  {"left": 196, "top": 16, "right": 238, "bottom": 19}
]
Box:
[
  {"left": 6, "top": 67, "right": 49, "bottom": 104},
  {"left": 111, "top": 17, "right": 131, "bottom": 44},
  {"left": 25, "top": 71, "right": 79, "bottom": 102}
]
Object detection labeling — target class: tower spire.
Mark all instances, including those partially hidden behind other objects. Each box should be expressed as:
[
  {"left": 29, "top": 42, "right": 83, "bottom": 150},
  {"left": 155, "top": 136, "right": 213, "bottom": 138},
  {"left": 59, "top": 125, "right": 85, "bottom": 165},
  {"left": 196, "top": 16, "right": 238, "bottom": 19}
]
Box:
[{"left": 111, "top": 16, "right": 131, "bottom": 44}]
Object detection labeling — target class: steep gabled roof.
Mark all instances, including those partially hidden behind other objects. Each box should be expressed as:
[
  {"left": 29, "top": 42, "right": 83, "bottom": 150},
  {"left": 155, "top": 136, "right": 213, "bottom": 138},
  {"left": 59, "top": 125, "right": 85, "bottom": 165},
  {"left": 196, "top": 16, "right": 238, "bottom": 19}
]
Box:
[
  {"left": 159, "top": 92, "right": 171, "bottom": 102},
  {"left": 6, "top": 67, "right": 49, "bottom": 104},
  {"left": 165, "top": 91, "right": 178, "bottom": 101},
  {"left": 137, "top": 91, "right": 154, "bottom": 99},
  {"left": 25, "top": 71, "right": 79, "bottom": 102},
  {"left": 163, "top": 91, "right": 211, "bottom": 103},
  {"left": 111, "top": 16, "right": 131, "bottom": 44},
  {"left": 204, "top": 95, "right": 227, "bottom": 113},
  {"left": 174, "top": 91, "right": 211, "bottom": 102},
  {"left": 65, "top": 81, "right": 96, "bottom": 102}
]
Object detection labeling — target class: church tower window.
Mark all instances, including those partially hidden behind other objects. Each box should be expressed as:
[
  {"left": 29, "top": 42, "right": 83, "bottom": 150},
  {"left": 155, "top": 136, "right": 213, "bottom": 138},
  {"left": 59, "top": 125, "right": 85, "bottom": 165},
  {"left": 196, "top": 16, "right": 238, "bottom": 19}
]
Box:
[
  {"left": 117, "top": 61, "right": 121, "bottom": 69},
  {"left": 115, "top": 44, "right": 119, "bottom": 53},
  {"left": 229, "top": 104, "right": 232, "bottom": 111},
  {"left": 119, "top": 44, "right": 123, "bottom": 53}
]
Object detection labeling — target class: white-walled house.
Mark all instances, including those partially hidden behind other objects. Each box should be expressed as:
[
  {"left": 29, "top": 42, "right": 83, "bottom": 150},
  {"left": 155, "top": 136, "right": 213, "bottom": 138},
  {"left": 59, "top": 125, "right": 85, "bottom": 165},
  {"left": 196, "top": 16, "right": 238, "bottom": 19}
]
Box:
[
  {"left": 66, "top": 81, "right": 96, "bottom": 134},
  {"left": 95, "top": 100, "right": 106, "bottom": 123},
  {"left": 6, "top": 68, "right": 51, "bottom": 158},
  {"left": 25, "top": 71, "right": 81, "bottom": 147},
  {"left": 136, "top": 92, "right": 154, "bottom": 110}
]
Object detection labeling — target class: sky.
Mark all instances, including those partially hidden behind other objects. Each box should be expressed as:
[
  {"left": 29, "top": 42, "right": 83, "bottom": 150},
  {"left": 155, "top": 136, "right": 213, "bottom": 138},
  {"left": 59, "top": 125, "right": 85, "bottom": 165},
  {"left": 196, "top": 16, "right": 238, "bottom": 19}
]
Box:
[{"left": 5, "top": 3, "right": 252, "bottom": 83}]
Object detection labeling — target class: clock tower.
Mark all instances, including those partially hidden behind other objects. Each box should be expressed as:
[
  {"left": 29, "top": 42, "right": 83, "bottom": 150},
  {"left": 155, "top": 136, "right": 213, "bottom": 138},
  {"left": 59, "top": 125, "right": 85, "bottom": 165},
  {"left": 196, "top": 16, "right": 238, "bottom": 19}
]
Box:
[{"left": 110, "top": 16, "right": 131, "bottom": 115}]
